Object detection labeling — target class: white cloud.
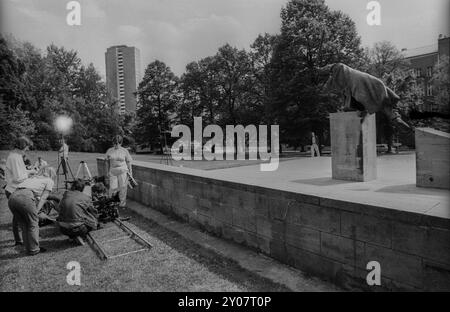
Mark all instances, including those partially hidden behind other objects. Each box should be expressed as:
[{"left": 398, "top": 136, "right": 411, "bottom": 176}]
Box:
[
  {"left": 16, "top": 5, "right": 55, "bottom": 22},
  {"left": 117, "top": 25, "right": 143, "bottom": 41},
  {"left": 138, "top": 14, "right": 244, "bottom": 74},
  {"left": 182, "top": 14, "right": 241, "bottom": 31},
  {"left": 82, "top": 1, "right": 106, "bottom": 19},
  {"left": 3, "top": 0, "right": 448, "bottom": 79}
]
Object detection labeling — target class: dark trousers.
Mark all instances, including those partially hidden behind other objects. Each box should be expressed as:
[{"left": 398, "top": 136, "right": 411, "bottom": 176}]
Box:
[
  {"left": 5, "top": 190, "right": 22, "bottom": 244},
  {"left": 60, "top": 224, "right": 90, "bottom": 239},
  {"left": 8, "top": 189, "right": 39, "bottom": 254},
  {"left": 60, "top": 157, "right": 68, "bottom": 175}
]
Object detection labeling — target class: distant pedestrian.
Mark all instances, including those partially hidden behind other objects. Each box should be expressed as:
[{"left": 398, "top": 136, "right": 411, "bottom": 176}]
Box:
[{"left": 311, "top": 132, "right": 320, "bottom": 157}]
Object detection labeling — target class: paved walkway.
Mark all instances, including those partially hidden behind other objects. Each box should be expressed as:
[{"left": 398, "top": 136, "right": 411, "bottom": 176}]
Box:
[
  {"left": 133, "top": 152, "right": 449, "bottom": 220},
  {"left": 212, "top": 152, "right": 449, "bottom": 219}
]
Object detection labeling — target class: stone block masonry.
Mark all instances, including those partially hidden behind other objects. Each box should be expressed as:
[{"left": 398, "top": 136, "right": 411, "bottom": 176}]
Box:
[
  {"left": 330, "top": 112, "right": 377, "bottom": 182},
  {"left": 416, "top": 128, "right": 450, "bottom": 189},
  {"left": 98, "top": 158, "right": 450, "bottom": 291}
]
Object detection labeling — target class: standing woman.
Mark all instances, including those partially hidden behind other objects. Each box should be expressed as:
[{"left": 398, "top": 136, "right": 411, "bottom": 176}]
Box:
[
  {"left": 106, "top": 135, "right": 133, "bottom": 209},
  {"left": 8, "top": 166, "right": 56, "bottom": 255}
]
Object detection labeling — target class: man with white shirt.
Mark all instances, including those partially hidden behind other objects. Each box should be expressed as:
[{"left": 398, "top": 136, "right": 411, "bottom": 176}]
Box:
[
  {"left": 8, "top": 167, "right": 55, "bottom": 255},
  {"left": 5, "top": 136, "right": 33, "bottom": 246}
]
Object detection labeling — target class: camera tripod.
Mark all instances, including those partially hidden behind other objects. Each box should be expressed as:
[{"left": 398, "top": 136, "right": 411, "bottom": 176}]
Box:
[
  {"left": 56, "top": 155, "right": 74, "bottom": 191},
  {"left": 56, "top": 159, "right": 93, "bottom": 190},
  {"left": 75, "top": 161, "right": 92, "bottom": 181}
]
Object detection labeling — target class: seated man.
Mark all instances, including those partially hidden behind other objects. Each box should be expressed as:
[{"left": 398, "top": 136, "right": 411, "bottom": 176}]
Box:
[{"left": 57, "top": 179, "right": 98, "bottom": 243}]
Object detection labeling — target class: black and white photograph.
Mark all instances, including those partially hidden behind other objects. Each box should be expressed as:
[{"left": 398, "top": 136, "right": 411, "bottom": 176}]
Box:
[{"left": 0, "top": 0, "right": 449, "bottom": 298}]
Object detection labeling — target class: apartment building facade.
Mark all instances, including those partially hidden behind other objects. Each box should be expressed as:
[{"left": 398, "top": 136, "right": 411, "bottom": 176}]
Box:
[
  {"left": 105, "top": 45, "right": 141, "bottom": 114},
  {"left": 403, "top": 35, "right": 449, "bottom": 113}
]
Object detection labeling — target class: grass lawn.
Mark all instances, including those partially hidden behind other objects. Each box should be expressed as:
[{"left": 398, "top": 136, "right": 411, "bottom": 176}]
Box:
[
  {"left": 0, "top": 149, "right": 303, "bottom": 291},
  {"left": 0, "top": 192, "right": 288, "bottom": 291}
]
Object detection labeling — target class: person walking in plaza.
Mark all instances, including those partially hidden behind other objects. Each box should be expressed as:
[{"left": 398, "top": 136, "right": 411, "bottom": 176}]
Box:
[
  {"left": 4, "top": 136, "right": 34, "bottom": 246},
  {"left": 8, "top": 166, "right": 56, "bottom": 255},
  {"left": 105, "top": 135, "right": 133, "bottom": 209},
  {"left": 311, "top": 132, "right": 320, "bottom": 157}
]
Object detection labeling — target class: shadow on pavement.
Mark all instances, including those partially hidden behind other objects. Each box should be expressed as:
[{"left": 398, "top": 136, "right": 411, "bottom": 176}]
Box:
[{"left": 291, "top": 177, "right": 358, "bottom": 186}]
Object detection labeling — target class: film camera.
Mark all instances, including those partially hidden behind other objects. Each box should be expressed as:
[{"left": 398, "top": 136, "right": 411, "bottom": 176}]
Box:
[{"left": 91, "top": 180, "right": 120, "bottom": 222}]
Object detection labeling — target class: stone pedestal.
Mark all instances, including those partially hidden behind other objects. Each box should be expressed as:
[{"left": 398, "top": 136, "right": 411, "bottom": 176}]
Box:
[
  {"left": 415, "top": 128, "right": 450, "bottom": 189},
  {"left": 330, "top": 112, "right": 377, "bottom": 182}
]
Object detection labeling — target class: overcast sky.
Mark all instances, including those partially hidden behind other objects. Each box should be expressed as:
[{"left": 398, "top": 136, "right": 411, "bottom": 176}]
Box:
[{"left": 1, "top": 0, "right": 449, "bottom": 78}]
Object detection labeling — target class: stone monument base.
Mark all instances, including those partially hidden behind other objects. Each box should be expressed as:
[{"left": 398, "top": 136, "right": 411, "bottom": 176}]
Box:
[
  {"left": 416, "top": 127, "right": 450, "bottom": 189},
  {"left": 330, "top": 111, "right": 377, "bottom": 182}
]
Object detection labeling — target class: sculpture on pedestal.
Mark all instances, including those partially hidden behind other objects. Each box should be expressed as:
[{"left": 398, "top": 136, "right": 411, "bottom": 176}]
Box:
[{"left": 320, "top": 63, "right": 410, "bottom": 131}]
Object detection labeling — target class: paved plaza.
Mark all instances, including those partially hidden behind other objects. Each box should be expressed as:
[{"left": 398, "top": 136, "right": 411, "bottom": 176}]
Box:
[{"left": 137, "top": 152, "right": 448, "bottom": 220}]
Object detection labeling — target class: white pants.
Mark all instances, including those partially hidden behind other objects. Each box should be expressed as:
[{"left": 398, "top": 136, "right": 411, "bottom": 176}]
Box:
[
  {"left": 311, "top": 144, "right": 320, "bottom": 157},
  {"left": 109, "top": 172, "right": 128, "bottom": 207}
]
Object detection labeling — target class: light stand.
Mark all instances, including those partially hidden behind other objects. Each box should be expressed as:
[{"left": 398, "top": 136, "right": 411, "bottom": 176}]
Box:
[{"left": 56, "top": 135, "right": 74, "bottom": 190}]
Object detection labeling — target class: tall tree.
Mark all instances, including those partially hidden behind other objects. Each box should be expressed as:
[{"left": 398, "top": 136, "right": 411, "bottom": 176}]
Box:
[
  {"left": 431, "top": 55, "right": 450, "bottom": 114},
  {"left": 213, "top": 44, "right": 254, "bottom": 125},
  {"left": 248, "top": 33, "right": 277, "bottom": 125},
  {"left": 135, "top": 60, "right": 179, "bottom": 152},
  {"left": 0, "top": 36, "right": 36, "bottom": 148},
  {"left": 1, "top": 35, "right": 124, "bottom": 152},
  {"left": 366, "top": 41, "right": 408, "bottom": 77},
  {"left": 365, "top": 41, "right": 423, "bottom": 150},
  {"left": 0, "top": 36, "right": 27, "bottom": 110},
  {"left": 0, "top": 103, "right": 35, "bottom": 149},
  {"left": 178, "top": 57, "right": 220, "bottom": 126},
  {"left": 269, "top": 0, "right": 364, "bottom": 148}
]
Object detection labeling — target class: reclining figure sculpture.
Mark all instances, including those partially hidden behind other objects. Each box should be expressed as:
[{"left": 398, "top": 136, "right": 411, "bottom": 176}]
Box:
[{"left": 320, "top": 63, "right": 410, "bottom": 130}]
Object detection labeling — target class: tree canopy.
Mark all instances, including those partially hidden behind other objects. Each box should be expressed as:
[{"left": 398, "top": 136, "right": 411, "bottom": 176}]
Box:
[
  {"left": 268, "top": 0, "right": 364, "bottom": 147},
  {"left": 0, "top": 35, "right": 127, "bottom": 152},
  {"left": 2, "top": 0, "right": 433, "bottom": 153}
]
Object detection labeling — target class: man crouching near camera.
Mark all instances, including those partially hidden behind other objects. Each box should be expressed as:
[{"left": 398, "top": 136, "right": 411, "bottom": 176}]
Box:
[{"left": 57, "top": 179, "right": 98, "bottom": 244}]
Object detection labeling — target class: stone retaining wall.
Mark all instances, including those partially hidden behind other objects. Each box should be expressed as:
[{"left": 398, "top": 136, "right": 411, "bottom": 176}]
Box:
[{"left": 98, "top": 158, "right": 450, "bottom": 291}]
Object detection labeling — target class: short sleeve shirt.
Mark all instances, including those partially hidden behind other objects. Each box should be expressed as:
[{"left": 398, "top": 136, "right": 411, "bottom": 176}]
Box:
[
  {"left": 17, "top": 176, "right": 54, "bottom": 199},
  {"left": 5, "top": 152, "right": 28, "bottom": 193},
  {"left": 106, "top": 146, "right": 132, "bottom": 176},
  {"left": 106, "top": 147, "right": 132, "bottom": 168}
]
